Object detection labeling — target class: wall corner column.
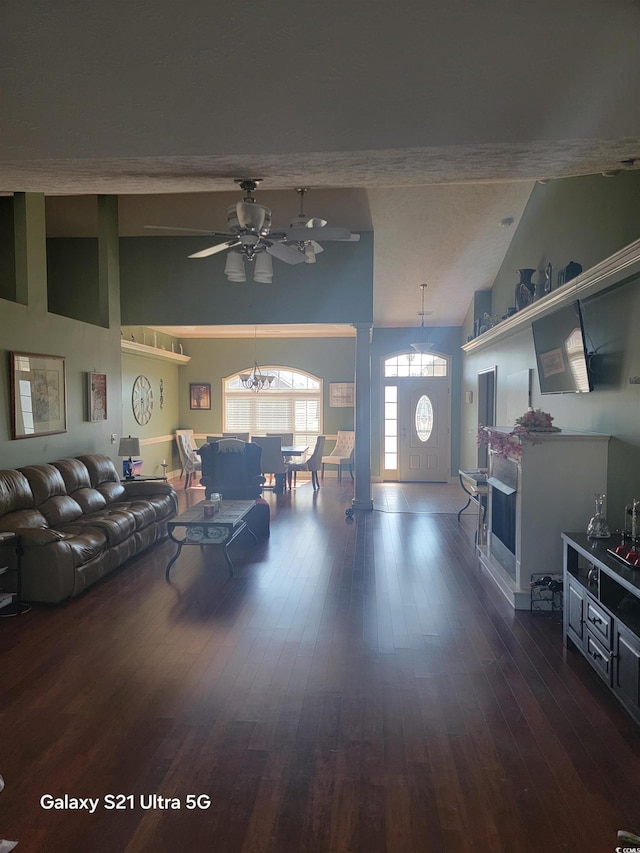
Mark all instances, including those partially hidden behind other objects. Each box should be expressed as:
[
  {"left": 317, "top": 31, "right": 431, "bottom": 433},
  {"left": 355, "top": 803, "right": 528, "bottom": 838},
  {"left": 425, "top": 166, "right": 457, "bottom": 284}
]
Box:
[{"left": 352, "top": 323, "right": 373, "bottom": 511}]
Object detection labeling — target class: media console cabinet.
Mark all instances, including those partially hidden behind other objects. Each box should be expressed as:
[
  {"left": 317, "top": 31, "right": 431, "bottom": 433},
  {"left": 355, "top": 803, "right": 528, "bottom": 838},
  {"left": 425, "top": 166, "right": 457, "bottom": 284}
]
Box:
[{"left": 563, "top": 532, "right": 640, "bottom": 724}]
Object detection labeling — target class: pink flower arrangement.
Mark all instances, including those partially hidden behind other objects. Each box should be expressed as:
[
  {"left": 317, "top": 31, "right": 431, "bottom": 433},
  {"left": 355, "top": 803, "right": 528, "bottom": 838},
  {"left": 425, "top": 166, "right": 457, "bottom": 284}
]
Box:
[
  {"left": 513, "top": 408, "right": 557, "bottom": 432},
  {"left": 477, "top": 409, "right": 558, "bottom": 461}
]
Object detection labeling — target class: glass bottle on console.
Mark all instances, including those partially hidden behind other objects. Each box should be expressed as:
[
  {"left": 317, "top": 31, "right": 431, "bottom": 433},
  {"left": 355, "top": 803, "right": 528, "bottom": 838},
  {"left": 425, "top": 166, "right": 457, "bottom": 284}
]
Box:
[{"left": 587, "top": 493, "right": 610, "bottom": 539}]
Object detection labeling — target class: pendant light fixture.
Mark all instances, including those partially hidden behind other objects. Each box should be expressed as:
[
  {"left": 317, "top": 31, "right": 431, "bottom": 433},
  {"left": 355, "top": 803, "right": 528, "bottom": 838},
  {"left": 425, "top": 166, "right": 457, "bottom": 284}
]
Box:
[
  {"left": 410, "top": 284, "right": 434, "bottom": 352},
  {"left": 239, "top": 326, "right": 275, "bottom": 392}
]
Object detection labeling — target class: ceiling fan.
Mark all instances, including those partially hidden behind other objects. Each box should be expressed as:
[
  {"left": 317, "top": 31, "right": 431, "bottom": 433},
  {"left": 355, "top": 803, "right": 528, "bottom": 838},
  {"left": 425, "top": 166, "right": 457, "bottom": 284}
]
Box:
[{"left": 145, "top": 179, "right": 360, "bottom": 282}]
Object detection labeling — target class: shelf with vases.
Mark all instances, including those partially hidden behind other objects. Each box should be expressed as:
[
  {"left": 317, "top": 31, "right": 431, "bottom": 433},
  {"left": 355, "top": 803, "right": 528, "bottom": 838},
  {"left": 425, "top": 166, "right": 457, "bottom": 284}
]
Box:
[
  {"left": 121, "top": 339, "right": 191, "bottom": 364},
  {"left": 462, "top": 236, "right": 640, "bottom": 354}
]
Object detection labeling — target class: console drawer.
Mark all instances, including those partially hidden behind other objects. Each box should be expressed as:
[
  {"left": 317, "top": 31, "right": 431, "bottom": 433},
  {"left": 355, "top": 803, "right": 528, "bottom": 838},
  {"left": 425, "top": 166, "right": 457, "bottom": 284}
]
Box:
[
  {"left": 586, "top": 630, "right": 612, "bottom": 683},
  {"left": 585, "top": 595, "right": 611, "bottom": 648}
]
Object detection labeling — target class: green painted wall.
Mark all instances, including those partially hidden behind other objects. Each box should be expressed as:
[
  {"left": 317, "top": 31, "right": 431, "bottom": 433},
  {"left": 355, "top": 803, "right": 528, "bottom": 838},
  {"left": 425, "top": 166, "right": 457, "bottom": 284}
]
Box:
[
  {"left": 0, "top": 195, "right": 123, "bottom": 470},
  {"left": 461, "top": 171, "right": 640, "bottom": 526},
  {"left": 118, "top": 233, "right": 374, "bottom": 326},
  {"left": 121, "top": 352, "right": 181, "bottom": 478},
  {"left": 178, "top": 337, "right": 356, "bottom": 442}
]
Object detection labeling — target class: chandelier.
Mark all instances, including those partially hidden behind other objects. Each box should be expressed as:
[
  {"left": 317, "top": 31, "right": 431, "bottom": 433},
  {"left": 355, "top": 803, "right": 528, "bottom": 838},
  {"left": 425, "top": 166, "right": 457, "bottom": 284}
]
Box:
[
  {"left": 240, "top": 362, "right": 275, "bottom": 392},
  {"left": 410, "top": 283, "right": 434, "bottom": 352},
  {"left": 239, "top": 327, "right": 275, "bottom": 391}
]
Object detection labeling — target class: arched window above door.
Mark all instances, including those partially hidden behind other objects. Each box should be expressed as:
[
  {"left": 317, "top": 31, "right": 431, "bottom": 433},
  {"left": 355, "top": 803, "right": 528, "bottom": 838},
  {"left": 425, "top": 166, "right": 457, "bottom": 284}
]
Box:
[{"left": 384, "top": 352, "right": 448, "bottom": 378}]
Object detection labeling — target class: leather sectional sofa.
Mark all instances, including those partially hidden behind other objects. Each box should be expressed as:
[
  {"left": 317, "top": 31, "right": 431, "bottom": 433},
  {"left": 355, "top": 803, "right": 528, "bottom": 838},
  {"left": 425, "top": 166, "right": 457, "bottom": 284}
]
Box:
[{"left": 0, "top": 453, "right": 177, "bottom": 603}]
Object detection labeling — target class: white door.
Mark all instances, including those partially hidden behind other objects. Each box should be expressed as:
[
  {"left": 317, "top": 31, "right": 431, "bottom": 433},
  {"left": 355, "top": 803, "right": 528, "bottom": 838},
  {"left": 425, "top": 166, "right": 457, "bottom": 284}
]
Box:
[{"left": 398, "top": 378, "right": 450, "bottom": 481}]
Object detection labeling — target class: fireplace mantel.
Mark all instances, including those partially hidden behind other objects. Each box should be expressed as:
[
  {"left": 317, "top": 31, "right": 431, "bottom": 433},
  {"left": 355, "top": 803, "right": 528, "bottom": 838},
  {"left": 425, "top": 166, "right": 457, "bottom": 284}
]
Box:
[{"left": 478, "top": 430, "right": 609, "bottom": 609}]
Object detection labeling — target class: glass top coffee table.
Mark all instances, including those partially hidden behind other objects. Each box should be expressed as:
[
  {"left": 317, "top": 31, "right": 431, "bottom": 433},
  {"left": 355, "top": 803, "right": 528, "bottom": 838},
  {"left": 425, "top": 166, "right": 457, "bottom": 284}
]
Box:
[{"left": 165, "top": 499, "right": 257, "bottom": 579}]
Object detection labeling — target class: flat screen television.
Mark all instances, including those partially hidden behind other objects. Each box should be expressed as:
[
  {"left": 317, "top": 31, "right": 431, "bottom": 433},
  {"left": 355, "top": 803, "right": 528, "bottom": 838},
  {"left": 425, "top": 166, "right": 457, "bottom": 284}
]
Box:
[{"left": 531, "top": 300, "right": 592, "bottom": 394}]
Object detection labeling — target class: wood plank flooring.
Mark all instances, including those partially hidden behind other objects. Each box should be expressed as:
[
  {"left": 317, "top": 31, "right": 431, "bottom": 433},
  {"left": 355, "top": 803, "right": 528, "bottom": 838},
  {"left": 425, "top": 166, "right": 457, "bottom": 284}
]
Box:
[{"left": 1, "top": 477, "right": 640, "bottom": 852}]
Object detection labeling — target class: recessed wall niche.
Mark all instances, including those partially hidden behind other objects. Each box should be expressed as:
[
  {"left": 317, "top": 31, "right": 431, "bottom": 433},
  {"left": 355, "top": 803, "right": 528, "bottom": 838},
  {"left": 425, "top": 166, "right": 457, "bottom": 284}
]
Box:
[
  {"left": 46, "top": 195, "right": 102, "bottom": 327},
  {"left": 0, "top": 195, "right": 17, "bottom": 303}
]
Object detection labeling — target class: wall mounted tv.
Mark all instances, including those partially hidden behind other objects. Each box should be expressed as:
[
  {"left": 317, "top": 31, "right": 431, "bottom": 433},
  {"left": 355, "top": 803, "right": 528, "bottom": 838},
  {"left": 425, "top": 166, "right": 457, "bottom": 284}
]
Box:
[{"left": 531, "top": 300, "right": 592, "bottom": 394}]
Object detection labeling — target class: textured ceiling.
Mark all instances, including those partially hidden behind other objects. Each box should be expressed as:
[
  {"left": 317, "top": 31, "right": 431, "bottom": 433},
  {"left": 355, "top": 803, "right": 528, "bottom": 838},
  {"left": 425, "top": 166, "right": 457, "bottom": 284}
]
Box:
[{"left": 3, "top": 1, "right": 640, "bottom": 334}]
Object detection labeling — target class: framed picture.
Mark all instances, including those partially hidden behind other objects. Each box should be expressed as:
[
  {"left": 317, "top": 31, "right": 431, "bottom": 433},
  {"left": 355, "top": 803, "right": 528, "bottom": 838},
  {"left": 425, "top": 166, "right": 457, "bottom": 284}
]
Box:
[
  {"left": 87, "top": 371, "right": 108, "bottom": 422},
  {"left": 10, "top": 351, "right": 67, "bottom": 439},
  {"left": 190, "top": 382, "right": 211, "bottom": 410},
  {"left": 329, "top": 382, "right": 355, "bottom": 408}
]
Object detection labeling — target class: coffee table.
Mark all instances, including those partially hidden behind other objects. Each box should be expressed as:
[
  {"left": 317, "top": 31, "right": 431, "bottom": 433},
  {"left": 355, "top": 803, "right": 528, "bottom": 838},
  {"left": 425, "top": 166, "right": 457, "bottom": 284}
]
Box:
[{"left": 165, "top": 499, "right": 257, "bottom": 579}]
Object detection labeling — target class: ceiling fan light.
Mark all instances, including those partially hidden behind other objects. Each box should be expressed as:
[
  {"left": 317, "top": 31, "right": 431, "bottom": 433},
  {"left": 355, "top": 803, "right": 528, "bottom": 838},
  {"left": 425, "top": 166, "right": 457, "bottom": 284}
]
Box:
[
  {"left": 224, "top": 252, "right": 246, "bottom": 282},
  {"left": 253, "top": 252, "right": 273, "bottom": 283}
]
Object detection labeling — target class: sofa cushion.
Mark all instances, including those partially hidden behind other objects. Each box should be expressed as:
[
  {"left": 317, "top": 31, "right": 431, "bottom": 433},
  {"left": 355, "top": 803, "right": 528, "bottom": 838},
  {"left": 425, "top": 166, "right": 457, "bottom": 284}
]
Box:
[
  {"left": 52, "top": 458, "right": 108, "bottom": 513},
  {"left": 0, "top": 469, "right": 48, "bottom": 530},
  {"left": 19, "top": 464, "right": 84, "bottom": 527},
  {"left": 77, "top": 454, "right": 128, "bottom": 504},
  {"left": 51, "top": 526, "right": 109, "bottom": 567},
  {"left": 79, "top": 511, "right": 137, "bottom": 545}
]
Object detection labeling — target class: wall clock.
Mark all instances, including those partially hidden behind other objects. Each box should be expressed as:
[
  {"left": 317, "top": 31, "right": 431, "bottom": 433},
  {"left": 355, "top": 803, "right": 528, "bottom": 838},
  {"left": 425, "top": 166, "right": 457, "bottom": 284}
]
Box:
[{"left": 132, "top": 374, "right": 153, "bottom": 425}]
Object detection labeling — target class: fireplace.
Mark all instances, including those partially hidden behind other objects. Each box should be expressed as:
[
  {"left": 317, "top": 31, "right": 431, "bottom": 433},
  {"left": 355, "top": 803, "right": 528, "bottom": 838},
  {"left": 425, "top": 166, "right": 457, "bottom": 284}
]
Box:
[
  {"left": 487, "top": 456, "right": 517, "bottom": 578},
  {"left": 476, "top": 430, "right": 609, "bottom": 609}
]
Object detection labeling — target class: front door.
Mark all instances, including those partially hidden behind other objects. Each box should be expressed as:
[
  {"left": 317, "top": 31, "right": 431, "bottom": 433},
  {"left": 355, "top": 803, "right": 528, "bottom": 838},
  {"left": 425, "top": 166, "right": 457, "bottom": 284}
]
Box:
[{"left": 398, "top": 378, "right": 450, "bottom": 481}]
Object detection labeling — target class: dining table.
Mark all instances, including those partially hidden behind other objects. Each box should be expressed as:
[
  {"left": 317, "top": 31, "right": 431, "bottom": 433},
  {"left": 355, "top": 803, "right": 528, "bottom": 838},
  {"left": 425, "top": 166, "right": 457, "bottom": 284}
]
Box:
[{"left": 276, "top": 446, "right": 308, "bottom": 492}]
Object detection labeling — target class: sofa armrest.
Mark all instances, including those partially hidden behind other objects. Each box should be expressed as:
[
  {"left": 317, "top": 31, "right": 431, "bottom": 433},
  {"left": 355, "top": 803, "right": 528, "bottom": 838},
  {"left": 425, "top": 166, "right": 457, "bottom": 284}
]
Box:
[
  {"left": 15, "top": 527, "right": 68, "bottom": 546},
  {"left": 122, "top": 480, "right": 175, "bottom": 499}
]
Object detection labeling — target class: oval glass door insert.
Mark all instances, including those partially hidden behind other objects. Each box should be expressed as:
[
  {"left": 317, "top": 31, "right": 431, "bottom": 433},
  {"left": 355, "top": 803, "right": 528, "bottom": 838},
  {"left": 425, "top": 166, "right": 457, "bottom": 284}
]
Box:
[{"left": 415, "top": 394, "right": 434, "bottom": 442}]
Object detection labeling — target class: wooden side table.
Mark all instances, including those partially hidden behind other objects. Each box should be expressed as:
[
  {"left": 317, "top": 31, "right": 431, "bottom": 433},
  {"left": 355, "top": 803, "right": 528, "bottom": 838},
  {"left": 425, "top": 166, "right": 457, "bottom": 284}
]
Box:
[
  {"left": 0, "top": 531, "right": 30, "bottom": 616},
  {"left": 457, "top": 469, "right": 488, "bottom": 547}
]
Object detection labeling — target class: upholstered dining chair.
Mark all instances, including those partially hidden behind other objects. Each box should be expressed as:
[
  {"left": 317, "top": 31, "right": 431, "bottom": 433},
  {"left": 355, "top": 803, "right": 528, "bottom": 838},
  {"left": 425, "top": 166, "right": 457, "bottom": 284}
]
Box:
[
  {"left": 251, "top": 436, "right": 288, "bottom": 494},
  {"left": 265, "top": 432, "right": 294, "bottom": 474},
  {"left": 321, "top": 430, "right": 355, "bottom": 481},
  {"left": 175, "top": 429, "right": 202, "bottom": 489},
  {"left": 198, "top": 439, "right": 264, "bottom": 499},
  {"left": 223, "top": 431, "right": 250, "bottom": 442},
  {"left": 286, "top": 435, "right": 325, "bottom": 490}
]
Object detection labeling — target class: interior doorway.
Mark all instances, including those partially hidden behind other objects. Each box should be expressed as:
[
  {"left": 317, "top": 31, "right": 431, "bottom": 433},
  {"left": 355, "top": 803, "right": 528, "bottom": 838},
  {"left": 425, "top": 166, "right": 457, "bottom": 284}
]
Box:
[
  {"left": 477, "top": 366, "right": 496, "bottom": 468},
  {"left": 382, "top": 351, "right": 451, "bottom": 483}
]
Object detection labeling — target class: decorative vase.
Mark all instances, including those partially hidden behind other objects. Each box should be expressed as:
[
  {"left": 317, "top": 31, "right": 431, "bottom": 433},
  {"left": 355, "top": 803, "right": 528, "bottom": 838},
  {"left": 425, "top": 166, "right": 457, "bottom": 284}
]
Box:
[
  {"left": 587, "top": 493, "right": 610, "bottom": 539},
  {"left": 515, "top": 268, "right": 536, "bottom": 311}
]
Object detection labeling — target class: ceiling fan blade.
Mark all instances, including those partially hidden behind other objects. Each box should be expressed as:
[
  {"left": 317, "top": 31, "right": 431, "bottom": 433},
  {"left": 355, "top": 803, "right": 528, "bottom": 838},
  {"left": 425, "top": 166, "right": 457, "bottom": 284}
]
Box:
[
  {"left": 145, "top": 224, "right": 233, "bottom": 237},
  {"left": 264, "top": 241, "right": 307, "bottom": 265},
  {"left": 236, "top": 200, "right": 266, "bottom": 232},
  {"left": 273, "top": 226, "right": 352, "bottom": 242},
  {"left": 306, "top": 217, "right": 328, "bottom": 229},
  {"left": 188, "top": 239, "right": 240, "bottom": 259},
  {"left": 310, "top": 241, "right": 324, "bottom": 254}
]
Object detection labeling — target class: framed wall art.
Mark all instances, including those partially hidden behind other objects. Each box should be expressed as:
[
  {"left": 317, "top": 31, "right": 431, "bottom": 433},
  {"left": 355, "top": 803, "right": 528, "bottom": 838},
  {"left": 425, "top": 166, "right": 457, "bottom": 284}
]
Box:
[
  {"left": 329, "top": 382, "right": 355, "bottom": 408},
  {"left": 87, "top": 371, "right": 108, "bottom": 422},
  {"left": 10, "top": 351, "right": 67, "bottom": 439},
  {"left": 190, "top": 382, "right": 211, "bottom": 410}
]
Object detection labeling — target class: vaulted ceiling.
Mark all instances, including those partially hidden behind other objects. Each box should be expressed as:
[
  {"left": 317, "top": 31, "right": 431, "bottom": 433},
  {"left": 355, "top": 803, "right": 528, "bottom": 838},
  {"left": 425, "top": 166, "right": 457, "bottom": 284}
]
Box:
[{"left": 3, "top": 1, "right": 640, "bottom": 334}]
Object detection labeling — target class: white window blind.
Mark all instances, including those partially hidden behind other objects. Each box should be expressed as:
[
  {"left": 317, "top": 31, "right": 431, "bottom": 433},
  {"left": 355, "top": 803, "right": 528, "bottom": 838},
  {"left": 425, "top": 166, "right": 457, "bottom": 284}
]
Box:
[{"left": 224, "top": 368, "right": 322, "bottom": 446}]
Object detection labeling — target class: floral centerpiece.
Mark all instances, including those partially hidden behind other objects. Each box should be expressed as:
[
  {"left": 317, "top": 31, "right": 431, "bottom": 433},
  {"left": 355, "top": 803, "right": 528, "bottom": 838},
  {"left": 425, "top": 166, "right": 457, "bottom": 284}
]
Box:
[
  {"left": 477, "top": 408, "right": 560, "bottom": 461},
  {"left": 513, "top": 408, "right": 560, "bottom": 433}
]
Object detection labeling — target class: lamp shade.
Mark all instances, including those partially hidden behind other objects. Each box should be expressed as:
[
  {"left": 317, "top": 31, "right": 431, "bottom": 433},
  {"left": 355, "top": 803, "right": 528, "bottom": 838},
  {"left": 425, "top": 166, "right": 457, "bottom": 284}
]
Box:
[
  {"left": 224, "top": 252, "right": 246, "bottom": 282},
  {"left": 118, "top": 436, "right": 141, "bottom": 457},
  {"left": 253, "top": 252, "right": 273, "bottom": 283}
]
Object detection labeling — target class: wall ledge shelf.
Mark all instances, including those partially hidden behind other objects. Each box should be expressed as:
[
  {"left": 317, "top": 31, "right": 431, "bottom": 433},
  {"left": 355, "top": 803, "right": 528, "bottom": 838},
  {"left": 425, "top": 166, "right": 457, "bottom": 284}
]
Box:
[
  {"left": 121, "top": 339, "right": 191, "bottom": 364},
  {"left": 462, "top": 236, "right": 640, "bottom": 354}
]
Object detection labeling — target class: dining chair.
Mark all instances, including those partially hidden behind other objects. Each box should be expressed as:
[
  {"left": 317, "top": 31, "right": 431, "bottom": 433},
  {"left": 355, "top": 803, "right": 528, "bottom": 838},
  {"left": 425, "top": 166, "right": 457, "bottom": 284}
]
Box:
[
  {"left": 223, "top": 431, "right": 250, "bottom": 442},
  {"left": 251, "top": 436, "right": 287, "bottom": 494},
  {"left": 286, "top": 435, "right": 325, "bottom": 490},
  {"left": 175, "top": 429, "right": 202, "bottom": 489},
  {"left": 266, "top": 432, "right": 294, "bottom": 468},
  {"left": 321, "top": 430, "right": 355, "bottom": 481}
]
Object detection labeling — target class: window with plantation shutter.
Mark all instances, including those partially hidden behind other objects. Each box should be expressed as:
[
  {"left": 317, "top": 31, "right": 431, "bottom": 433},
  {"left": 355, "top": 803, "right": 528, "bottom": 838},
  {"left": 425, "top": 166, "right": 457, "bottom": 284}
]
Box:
[{"left": 223, "top": 367, "right": 322, "bottom": 447}]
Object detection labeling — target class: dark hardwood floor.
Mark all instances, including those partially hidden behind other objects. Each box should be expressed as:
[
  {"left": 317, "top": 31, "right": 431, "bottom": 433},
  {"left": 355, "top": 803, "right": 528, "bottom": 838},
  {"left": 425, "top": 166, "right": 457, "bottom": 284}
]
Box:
[{"left": 2, "top": 477, "right": 640, "bottom": 852}]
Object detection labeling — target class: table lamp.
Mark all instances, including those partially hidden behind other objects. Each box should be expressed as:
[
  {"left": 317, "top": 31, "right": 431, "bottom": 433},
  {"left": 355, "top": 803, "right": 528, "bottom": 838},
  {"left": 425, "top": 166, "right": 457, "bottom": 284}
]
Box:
[{"left": 118, "top": 436, "right": 141, "bottom": 479}]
